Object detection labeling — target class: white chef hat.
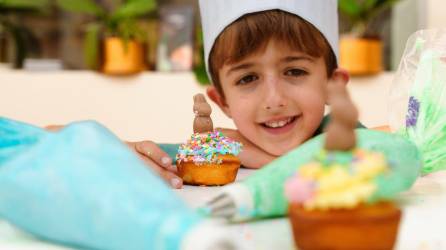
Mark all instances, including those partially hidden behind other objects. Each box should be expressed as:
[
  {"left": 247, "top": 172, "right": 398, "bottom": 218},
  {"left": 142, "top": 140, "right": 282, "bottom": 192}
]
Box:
[{"left": 199, "top": 0, "right": 339, "bottom": 80}]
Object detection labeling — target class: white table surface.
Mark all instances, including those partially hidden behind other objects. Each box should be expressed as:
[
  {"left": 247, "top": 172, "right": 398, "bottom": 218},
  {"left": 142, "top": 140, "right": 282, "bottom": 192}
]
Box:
[{"left": 1, "top": 169, "right": 446, "bottom": 250}]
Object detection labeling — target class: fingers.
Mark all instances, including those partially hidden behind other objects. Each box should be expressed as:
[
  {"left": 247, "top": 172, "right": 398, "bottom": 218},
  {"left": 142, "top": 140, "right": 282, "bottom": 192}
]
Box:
[
  {"left": 137, "top": 154, "right": 183, "bottom": 189},
  {"left": 45, "top": 125, "right": 64, "bottom": 132},
  {"left": 133, "top": 140, "right": 174, "bottom": 169},
  {"left": 126, "top": 141, "right": 183, "bottom": 189}
]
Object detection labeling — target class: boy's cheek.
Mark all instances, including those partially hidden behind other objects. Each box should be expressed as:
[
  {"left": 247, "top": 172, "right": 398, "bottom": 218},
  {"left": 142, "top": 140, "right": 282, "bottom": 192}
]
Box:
[
  {"left": 231, "top": 114, "right": 254, "bottom": 132},
  {"left": 301, "top": 85, "right": 326, "bottom": 113}
]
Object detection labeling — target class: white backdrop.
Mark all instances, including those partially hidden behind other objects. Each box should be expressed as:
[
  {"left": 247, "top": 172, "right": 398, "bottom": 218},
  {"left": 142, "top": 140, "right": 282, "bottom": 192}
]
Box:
[{"left": 0, "top": 69, "right": 394, "bottom": 142}]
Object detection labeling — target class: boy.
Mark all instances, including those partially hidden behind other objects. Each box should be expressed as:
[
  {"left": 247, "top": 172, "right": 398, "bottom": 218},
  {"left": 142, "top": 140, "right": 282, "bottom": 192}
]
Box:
[{"left": 127, "top": 0, "right": 363, "bottom": 188}]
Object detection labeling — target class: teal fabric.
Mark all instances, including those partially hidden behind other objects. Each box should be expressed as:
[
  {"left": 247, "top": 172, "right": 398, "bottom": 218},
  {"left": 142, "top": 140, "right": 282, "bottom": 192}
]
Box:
[
  {"left": 0, "top": 117, "right": 201, "bottom": 250},
  {"left": 159, "top": 115, "right": 366, "bottom": 162}
]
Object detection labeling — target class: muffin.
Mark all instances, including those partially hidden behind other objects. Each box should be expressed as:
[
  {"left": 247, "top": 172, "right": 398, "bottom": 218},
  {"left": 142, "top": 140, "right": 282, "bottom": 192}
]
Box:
[
  {"left": 176, "top": 130, "right": 242, "bottom": 186},
  {"left": 285, "top": 149, "right": 402, "bottom": 250}
]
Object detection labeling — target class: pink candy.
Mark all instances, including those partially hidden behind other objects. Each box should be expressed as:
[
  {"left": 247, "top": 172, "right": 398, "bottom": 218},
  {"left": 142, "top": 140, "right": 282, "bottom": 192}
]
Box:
[{"left": 284, "top": 175, "right": 315, "bottom": 203}]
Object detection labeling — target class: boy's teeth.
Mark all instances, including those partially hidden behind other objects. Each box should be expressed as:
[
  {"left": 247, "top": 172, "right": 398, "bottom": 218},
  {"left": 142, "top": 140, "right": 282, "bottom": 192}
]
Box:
[{"left": 265, "top": 117, "right": 292, "bottom": 128}]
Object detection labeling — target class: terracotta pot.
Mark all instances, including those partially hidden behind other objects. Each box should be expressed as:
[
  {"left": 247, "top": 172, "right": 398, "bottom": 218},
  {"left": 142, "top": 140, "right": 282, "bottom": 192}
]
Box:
[
  {"left": 102, "top": 37, "right": 146, "bottom": 75},
  {"left": 340, "top": 36, "right": 383, "bottom": 76}
]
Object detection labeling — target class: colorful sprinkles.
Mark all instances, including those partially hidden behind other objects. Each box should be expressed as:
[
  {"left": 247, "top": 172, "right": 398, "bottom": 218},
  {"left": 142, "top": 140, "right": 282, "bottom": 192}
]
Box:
[{"left": 176, "top": 130, "right": 242, "bottom": 165}]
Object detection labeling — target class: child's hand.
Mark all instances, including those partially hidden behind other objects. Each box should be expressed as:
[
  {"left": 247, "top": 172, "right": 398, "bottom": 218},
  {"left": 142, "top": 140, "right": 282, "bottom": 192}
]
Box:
[
  {"left": 217, "top": 128, "right": 276, "bottom": 169},
  {"left": 45, "top": 125, "right": 64, "bottom": 131},
  {"left": 44, "top": 125, "right": 182, "bottom": 188},
  {"left": 126, "top": 141, "right": 183, "bottom": 189}
]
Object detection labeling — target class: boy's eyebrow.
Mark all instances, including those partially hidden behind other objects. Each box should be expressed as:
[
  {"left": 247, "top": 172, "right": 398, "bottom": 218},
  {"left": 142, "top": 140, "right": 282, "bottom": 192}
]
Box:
[
  {"left": 281, "top": 56, "right": 314, "bottom": 63},
  {"left": 226, "top": 63, "right": 255, "bottom": 76},
  {"left": 226, "top": 56, "right": 313, "bottom": 76}
]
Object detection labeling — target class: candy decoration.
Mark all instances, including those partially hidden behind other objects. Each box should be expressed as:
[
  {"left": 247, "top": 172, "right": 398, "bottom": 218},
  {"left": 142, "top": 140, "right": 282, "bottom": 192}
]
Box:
[{"left": 176, "top": 130, "right": 242, "bottom": 164}]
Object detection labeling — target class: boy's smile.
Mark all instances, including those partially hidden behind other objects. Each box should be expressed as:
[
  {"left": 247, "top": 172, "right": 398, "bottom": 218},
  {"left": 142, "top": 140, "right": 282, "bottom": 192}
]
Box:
[
  {"left": 260, "top": 115, "right": 300, "bottom": 135},
  {"left": 208, "top": 39, "right": 337, "bottom": 156}
]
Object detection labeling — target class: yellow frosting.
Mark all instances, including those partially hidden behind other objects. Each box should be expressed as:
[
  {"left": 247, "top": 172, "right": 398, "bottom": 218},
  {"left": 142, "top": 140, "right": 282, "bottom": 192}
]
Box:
[{"left": 297, "top": 149, "right": 388, "bottom": 210}]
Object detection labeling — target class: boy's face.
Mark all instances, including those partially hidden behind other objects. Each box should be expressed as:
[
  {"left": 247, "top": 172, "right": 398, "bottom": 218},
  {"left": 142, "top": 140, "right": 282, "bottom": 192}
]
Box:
[{"left": 208, "top": 40, "right": 343, "bottom": 156}]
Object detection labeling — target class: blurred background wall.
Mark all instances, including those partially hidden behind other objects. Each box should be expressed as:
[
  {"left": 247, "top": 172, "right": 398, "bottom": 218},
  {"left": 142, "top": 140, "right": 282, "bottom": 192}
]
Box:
[{"left": 2, "top": 0, "right": 444, "bottom": 73}]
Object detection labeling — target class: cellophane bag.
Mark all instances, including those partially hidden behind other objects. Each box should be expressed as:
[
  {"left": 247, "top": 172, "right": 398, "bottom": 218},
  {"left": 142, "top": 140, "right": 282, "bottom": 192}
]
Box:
[{"left": 389, "top": 29, "right": 446, "bottom": 174}]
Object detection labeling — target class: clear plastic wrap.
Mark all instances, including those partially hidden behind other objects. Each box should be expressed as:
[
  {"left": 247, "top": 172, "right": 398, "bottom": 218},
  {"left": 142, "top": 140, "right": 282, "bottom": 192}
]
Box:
[
  {"left": 390, "top": 29, "right": 446, "bottom": 173},
  {"left": 390, "top": 29, "right": 446, "bottom": 130}
]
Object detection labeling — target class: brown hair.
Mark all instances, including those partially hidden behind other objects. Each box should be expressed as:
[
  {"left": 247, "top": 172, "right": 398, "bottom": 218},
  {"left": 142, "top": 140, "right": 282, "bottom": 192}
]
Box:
[{"left": 209, "top": 10, "right": 337, "bottom": 96}]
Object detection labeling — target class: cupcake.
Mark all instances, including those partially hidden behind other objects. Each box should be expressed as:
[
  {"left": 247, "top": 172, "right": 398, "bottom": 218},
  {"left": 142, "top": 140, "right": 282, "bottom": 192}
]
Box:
[
  {"left": 285, "top": 149, "right": 401, "bottom": 250},
  {"left": 284, "top": 82, "right": 401, "bottom": 250},
  {"left": 176, "top": 130, "right": 242, "bottom": 186},
  {"left": 176, "top": 94, "right": 242, "bottom": 186}
]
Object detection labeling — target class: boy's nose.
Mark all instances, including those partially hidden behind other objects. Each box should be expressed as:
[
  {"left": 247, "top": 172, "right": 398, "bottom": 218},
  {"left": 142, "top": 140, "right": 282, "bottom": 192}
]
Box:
[{"left": 263, "top": 75, "right": 287, "bottom": 111}]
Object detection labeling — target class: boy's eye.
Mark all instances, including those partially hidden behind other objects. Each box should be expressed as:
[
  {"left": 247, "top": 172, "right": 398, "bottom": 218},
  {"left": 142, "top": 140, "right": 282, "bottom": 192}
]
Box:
[
  {"left": 236, "top": 74, "right": 258, "bottom": 85},
  {"left": 285, "top": 68, "right": 307, "bottom": 77}
]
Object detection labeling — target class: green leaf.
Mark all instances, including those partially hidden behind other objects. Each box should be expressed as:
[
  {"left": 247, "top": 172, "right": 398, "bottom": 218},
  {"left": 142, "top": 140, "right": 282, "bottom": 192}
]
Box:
[
  {"left": 111, "top": 0, "right": 156, "bottom": 20},
  {"left": 364, "top": 0, "right": 378, "bottom": 10},
  {"left": 83, "top": 23, "right": 101, "bottom": 69},
  {"left": 116, "top": 18, "right": 146, "bottom": 42},
  {"left": 0, "top": 0, "right": 48, "bottom": 9},
  {"left": 194, "top": 30, "right": 210, "bottom": 85},
  {"left": 338, "top": 0, "right": 362, "bottom": 18},
  {"left": 339, "top": 0, "right": 402, "bottom": 36},
  {"left": 375, "top": 0, "right": 402, "bottom": 10},
  {"left": 364, "top": 0, "right": 402, "bottom": 23},
  {"left": 194, "top": 66, "right": 211, "bottom": 85},
  {"left": 56, "top": 0, "right": 105, "bottom": 17}
]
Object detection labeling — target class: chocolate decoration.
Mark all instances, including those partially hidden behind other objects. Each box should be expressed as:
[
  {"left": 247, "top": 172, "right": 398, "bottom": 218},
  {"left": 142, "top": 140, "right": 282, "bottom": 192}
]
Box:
[
  {"left": 324, "top": 82, "right": 359, "bottom": 151},
  {"left": 193, "top": 94, "right": 214, "bottom": 133}
]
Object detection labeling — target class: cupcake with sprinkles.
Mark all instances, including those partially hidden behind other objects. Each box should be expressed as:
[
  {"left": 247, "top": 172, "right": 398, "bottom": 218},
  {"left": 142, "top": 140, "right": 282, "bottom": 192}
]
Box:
[
  {"left": 285, "top": 82, "right": 401, "bottom": 250},
  {"left": 176, "top": 94, "right": 243, "bottom": 186}
]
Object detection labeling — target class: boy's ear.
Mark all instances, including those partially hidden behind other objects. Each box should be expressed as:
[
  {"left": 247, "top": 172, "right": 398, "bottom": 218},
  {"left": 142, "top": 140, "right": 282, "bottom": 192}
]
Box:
[
  {"left": 206, "top": 86, "right": 232, "bottom": 118},
  {"left": 326, "top": 68, "right": 350, "bottom": 104},
  {"left": 330, "top": 68, "right": 350, "bottom": 84}
]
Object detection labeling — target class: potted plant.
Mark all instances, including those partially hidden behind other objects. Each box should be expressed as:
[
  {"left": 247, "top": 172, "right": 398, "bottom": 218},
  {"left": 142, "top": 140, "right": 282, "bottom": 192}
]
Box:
[
  {"left": 0, "top": 0, "right": 48, "bottom": 68},
  {"left": 57, "top": 0, "right": 157, "bottom": 75},
  {"left": 338, "top": 0, "right": 402, "bottom": 75},
  {"left": 193, "top": 27, "right": 210, "bottom": 85}
]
